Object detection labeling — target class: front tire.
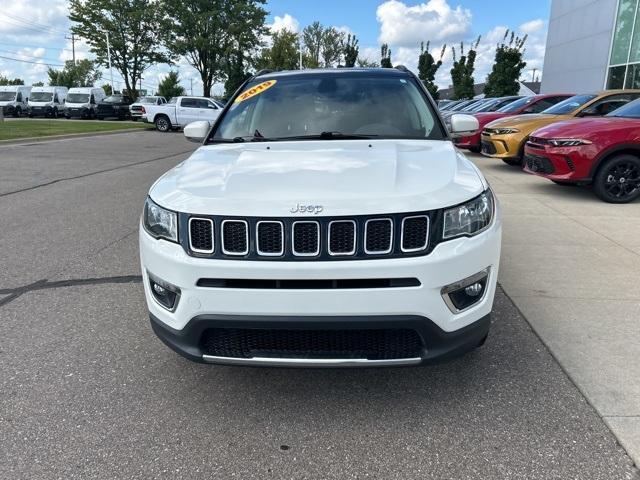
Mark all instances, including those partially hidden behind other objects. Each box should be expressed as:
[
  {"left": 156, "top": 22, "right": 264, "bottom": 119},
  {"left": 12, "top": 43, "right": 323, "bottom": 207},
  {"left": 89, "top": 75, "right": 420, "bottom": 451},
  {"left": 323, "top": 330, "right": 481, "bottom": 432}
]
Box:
[
  {"left": 155, "top": 115, "right": 171, "bottom": 132},
  {"left": 13, "top": 107, "right": 21, "bottom": 118},
  {"left": 593, "top": 154, "right": 640, "bottom": 203}
]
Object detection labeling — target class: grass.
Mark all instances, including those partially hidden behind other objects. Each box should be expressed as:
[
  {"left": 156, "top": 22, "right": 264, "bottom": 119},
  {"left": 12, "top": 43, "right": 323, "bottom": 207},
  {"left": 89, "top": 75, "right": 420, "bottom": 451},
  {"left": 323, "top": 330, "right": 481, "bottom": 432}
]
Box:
[{"left": 0, "top": 119, "right": 151, "bottom": 141}]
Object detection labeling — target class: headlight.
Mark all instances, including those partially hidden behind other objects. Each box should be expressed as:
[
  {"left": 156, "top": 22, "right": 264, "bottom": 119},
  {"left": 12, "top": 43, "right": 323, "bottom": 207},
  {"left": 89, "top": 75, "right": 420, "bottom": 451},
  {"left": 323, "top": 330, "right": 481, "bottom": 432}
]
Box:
[
  {"left": 443, "top": 190, "right": 494, "bottom": 240},
  {"left": 493, "top": 128, "right": 519, "bottom": 135},
  {"left": 143, "top": 197, "right": 178, "bottom": 242},
  {"left": 548, "top": 138, "right": 592, "bottom": 147}
]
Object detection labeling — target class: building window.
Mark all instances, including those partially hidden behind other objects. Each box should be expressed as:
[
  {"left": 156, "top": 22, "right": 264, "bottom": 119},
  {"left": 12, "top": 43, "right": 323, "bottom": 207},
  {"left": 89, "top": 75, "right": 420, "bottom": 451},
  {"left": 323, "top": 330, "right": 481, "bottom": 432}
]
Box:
[
  {"left": 626, "top": 63, "right": 640, "bottom": 87},
  {"left": 608, "top": 65, "right": 627, "bottom": 88},
  {"left": 611, "top": 0, "right": 638, "bottom": 65}
]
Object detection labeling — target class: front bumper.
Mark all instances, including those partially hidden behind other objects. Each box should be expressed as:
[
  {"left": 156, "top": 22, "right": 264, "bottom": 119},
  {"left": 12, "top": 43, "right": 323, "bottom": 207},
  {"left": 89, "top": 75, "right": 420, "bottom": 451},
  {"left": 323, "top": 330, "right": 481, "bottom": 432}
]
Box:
[
  {"left": 140, "top": 215, "right": 501, "bottom": 366},
  {"left": 523, "top": 145, "right": 595, "bottom": 182},
  {"left": 481, "top": 133, "right": 523, "bottom": 159}
]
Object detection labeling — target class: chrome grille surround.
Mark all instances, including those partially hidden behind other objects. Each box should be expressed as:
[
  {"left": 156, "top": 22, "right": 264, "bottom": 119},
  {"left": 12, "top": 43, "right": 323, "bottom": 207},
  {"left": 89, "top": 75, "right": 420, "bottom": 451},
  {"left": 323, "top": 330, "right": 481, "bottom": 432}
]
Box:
[
  {"left": 328, "top": 220, "right": 357, "bottom": 256},
  {"left": 221, "top": 220, "right": 249, "bottom": 256},
  {"left": 188, "top": 217, "right": 214, "bottom": 254}
]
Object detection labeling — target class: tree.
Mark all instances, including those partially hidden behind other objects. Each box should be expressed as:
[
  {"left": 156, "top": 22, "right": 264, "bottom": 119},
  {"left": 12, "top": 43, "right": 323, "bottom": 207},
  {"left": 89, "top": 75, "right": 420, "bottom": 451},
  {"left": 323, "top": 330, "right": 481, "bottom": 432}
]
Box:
[
  {"left": 47, "top": 59, "right": 102, "bottom": 88},
  {"left": 102, "top": 84, "right": 113, "bottom": 95},
  {"left": 356, "top": 57, "right": 379, "bottom": 68},
  {"left": 450, "top": 36, "right": 480, "bottom": 99},
  {"left": 380, "top": 44, "right": 392, "bottom": 68},
  {"left": 302, "top": 22, "right": 323, "bottom": 68},
  {"left": 157, "top": 71, "right": 186, "bottom": 99},
  {"left": 342, "top": 34, "right": 359, "bottom": 68},
  {"left": 257, "top": 29, "right": 300, "bottom": 71},
  {"left": 484, "top": 30, "right": 528, "bottom": 97},
  {"left": 321, "top": 27, "right": 344, "bottom": 67},
  {"left": 0, "top": 76, "right": 24, "bottom": 85},
  {"left": 161, "top": 0, "right": 267, "bottom": 97},
  {"left": 69, "top": 0, "right": 168, "bottom": 99},
  {"left": 224, "top": 51, "right": 251, "bottom": 97},
  {"left": 32, "top": 81, "right": 45, "bottom": 87},
  {"left": 418, "top": 42, "right": 445, "bottom": 99}
]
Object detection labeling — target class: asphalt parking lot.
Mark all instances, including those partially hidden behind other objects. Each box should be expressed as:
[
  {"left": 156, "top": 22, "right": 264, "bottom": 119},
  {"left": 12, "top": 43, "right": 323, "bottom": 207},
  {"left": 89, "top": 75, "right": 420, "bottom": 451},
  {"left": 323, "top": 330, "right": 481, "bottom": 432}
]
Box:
[{"left": 1, "top": 131, "right": 639, "bottom": 479}]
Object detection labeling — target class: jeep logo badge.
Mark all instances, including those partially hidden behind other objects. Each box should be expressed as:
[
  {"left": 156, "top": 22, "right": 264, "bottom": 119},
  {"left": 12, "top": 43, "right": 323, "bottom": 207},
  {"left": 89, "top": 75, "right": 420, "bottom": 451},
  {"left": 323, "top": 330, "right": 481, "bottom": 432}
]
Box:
[{"left": 290, "top": 204, "right": 323, "bottom": 214}]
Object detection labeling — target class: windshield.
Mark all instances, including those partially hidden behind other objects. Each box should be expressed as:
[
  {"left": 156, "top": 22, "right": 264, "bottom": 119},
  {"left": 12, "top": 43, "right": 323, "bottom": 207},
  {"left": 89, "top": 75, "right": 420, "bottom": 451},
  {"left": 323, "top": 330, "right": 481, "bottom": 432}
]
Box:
[
  {"left": 542, "top": 94, "right": 597, "bottom": 115},
  {"left": 607, "top": 98, "right": 640, "bottom": 118},
  {"left": 0, "top": 92, "right": 16, "bottom": 101},
  {"left": 30, "top": 92, "right": 53, "bottom": 102},
  {"left": 497, "top": 96, "right": 534, "bottom": 113},
  {"left": 137, "top": 97, "right": 158, "bottom": 104},
  {"left": 67, "top": 93, "right": 90, "bottom": 103},
  {"left": 104, "top": 95, "right": 124, "bottom": 103},
  {"left": 212, "top": 73, "right": 445, "bottom": 142},
  {"left": 468, "top": 99, "right": 494, "bottom": 112}
]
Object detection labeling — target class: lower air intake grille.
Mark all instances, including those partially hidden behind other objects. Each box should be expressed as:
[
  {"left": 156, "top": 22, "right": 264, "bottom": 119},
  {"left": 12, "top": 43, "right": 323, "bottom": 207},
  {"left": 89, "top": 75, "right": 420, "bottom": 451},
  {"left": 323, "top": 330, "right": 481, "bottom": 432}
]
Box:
[
  {"left": 189, "top": 218, "right": 213, "bottom": 253},
  {"left": 524, "top": 154, "right": 555, "bottom": 174},
  {"left": 402, "top": 216, "right": 429, "bottom": 252},
  {"left": 365, "top": 219, "right": 392, "bottom": 253},
  {"left": 201, "top": 328, "right": 423, "bottom": 360},
  {"left": 222, "top": 220, "right": 248, "bottom": 255}
]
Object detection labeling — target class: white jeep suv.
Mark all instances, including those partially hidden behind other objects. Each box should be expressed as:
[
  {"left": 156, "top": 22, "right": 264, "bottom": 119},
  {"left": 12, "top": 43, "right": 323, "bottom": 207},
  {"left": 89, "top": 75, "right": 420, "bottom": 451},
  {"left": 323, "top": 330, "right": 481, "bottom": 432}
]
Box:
[{"left": 139, "top": 67, "right": 501, "bottom": 367}]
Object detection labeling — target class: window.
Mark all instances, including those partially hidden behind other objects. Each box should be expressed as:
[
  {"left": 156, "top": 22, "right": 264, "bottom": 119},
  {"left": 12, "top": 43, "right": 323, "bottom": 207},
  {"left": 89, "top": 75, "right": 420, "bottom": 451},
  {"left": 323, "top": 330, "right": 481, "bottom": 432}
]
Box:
[
  {"left": 212, "top": 72, "right": 444, "bottom": 142},
  {"left": 581, "top": 93, "right": 640, "bottom": 116},
  {"left": 54, "top": 94, "right": 59, "bottom": 103},
  {"left": 607, "top": 98, "right": 640, "bottom": 117},
  {"left": 625, "top": 63, "right": 640, "bottom": 87},
  {"left": 181, "top": 98, "right": 197, "bottom": 108},
  {"left": 16, "top": 93, "right": 22, "bottom": 102},
  {"left": 611, "top": 0, "right": 638, "bottom": 65},
  {"left": 607, "top": 65, "right": 627, "bottom": 88}
]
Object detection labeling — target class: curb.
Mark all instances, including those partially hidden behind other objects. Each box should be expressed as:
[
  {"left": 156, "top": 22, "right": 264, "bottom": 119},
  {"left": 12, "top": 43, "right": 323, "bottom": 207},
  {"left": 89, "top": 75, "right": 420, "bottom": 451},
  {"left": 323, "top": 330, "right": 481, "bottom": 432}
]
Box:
[{"left": 0, "top": 127, "right": 153, "bottom": 146}]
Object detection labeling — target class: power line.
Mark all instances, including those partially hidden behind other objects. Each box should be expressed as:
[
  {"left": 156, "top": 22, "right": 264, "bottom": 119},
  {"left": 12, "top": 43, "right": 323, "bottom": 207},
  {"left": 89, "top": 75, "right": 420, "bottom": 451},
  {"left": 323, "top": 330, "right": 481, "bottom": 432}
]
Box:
[
  {"left": 0, "top": 41, "right": 73, "bottom": 53},
  {"left": 2, "top": 13, "right": 68, "bottom": 35},
  {"left": 1, "top": 17, "right": 65, "bottom": 37},
  {"left": 0, "top": 54, "right": 64, "bottom": 67},
  {"left": 0, "top": 48, "right": 65, "bottom": 64}
]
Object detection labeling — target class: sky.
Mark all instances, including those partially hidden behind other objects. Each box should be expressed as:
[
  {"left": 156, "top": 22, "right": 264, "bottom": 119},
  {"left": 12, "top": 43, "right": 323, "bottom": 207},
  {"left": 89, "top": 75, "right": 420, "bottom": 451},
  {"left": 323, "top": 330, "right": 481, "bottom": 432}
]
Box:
[{"left": 0, "top": 0, "right": 551, "bottom": 96}]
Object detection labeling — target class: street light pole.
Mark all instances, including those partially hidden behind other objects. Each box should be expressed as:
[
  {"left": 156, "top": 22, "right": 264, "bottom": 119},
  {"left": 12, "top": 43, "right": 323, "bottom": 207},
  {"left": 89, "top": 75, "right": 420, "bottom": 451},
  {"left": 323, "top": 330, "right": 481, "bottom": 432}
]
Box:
[
  {"left": 299, "top": 34, "right": 303, "bottom": 70},
  {"left": 105, "top": 31, "right": 114, "bottom": 93}
]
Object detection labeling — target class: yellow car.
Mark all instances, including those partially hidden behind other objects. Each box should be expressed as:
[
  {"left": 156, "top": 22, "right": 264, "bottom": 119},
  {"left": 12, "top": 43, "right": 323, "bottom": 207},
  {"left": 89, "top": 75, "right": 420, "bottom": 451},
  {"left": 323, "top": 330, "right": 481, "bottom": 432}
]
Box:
[{"left": 481, "top": 90, "right": 640, "bottom": 165}]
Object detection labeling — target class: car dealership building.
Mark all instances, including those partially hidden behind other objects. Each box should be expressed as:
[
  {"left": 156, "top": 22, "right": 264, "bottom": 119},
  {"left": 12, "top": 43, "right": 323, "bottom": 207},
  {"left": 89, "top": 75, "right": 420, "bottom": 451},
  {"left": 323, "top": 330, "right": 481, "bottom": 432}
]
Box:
[{"left": 541, "top": 0, "right": 640, "bottom": 92}]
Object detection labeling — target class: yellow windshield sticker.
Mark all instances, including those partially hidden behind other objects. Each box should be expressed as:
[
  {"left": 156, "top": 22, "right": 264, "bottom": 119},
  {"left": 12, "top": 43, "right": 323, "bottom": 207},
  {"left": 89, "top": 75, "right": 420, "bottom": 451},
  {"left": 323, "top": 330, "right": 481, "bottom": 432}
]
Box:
[{"left": 234, "top": 80, "right": 277, "bottom": 103}]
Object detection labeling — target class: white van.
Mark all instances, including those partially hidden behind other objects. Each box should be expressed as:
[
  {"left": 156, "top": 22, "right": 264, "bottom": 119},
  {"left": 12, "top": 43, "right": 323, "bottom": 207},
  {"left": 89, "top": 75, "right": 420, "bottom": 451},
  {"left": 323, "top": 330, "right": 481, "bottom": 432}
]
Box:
[
  {"left": 64, "top": 87, "right": 106, "bottom": 119},
  {"left": 0, "top": 85, "right": 32, "bottom": 118},
  {"left": 27, "top": 86, "right": 68, "bottom": 118}
]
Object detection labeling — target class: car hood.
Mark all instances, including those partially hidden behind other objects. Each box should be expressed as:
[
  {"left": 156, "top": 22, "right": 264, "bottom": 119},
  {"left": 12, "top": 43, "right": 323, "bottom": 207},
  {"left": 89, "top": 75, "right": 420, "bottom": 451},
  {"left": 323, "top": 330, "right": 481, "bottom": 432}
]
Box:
[
  {"left": 486, "top": 113, "right": 569, "bottom": 130},
  {"left": 475, "top": 112, "right": 510, "bottom": 127},
  {"left": 150, "top": 139, "right": 487, "bottom": 216},
  {"left": 531, "top": 117, "right": 640, "bottom": 139}
]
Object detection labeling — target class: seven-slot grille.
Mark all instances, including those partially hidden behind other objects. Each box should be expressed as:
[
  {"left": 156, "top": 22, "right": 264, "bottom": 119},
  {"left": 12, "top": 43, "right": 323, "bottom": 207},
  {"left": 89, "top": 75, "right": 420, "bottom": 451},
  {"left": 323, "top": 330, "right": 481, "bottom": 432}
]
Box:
[{"left": 186, "top": 213, "right": 436, "bottom": 260}]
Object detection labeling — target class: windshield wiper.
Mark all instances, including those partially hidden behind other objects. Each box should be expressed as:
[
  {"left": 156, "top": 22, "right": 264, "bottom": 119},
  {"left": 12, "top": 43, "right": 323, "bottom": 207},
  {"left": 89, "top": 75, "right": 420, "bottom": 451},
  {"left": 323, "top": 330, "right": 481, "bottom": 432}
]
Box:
[{"left": 275, "top": 131, "right": 380, "bottom": 141}]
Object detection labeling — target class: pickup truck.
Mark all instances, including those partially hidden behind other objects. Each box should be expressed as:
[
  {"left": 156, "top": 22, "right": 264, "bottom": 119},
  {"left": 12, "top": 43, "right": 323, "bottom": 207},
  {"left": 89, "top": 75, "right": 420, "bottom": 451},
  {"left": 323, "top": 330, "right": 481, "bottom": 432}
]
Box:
[{"left": 141, "top": 96, "right": 222, "bottom": 132}]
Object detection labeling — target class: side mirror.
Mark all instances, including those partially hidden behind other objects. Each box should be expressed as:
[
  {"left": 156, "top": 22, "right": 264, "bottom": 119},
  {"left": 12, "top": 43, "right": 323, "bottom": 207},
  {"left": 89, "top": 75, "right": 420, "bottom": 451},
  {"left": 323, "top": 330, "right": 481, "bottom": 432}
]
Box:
[
  {"left": 183, "top": 120, "right": 211, "bottom": 143},
  {"left": 449, "top": 113, "right": 479, "bottom": 138}
]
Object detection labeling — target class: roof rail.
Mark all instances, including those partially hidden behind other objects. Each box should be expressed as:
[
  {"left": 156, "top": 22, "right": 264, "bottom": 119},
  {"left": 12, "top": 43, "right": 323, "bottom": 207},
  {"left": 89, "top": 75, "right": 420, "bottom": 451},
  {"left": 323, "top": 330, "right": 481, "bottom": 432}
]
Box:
[{"left": 394, "top": 65, "right": 409, "bottom": 73}]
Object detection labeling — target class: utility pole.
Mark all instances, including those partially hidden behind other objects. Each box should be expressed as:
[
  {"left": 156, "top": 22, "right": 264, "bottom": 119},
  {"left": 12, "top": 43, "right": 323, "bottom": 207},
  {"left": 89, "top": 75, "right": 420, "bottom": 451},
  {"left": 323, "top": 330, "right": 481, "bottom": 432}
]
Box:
[
  {"left": 531, "top": 68, "right": 537, "bottom": 82},
  {"left": 190, "top": 77, "right": 193, "bottom": 95},
  {"left": 65, "top": 32, "right": 76, "bottom": 64}
]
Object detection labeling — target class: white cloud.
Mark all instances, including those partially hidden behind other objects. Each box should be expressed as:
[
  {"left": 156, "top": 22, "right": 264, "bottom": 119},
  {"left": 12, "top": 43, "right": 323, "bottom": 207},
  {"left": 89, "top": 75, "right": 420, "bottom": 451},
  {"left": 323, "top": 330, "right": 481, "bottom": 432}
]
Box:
[
  {"left": 520, "top": 19, "right": 545, "bottom": 35},
  {"left": 376, "top": 0, "right": 472, "bottom": 47},
  {"left": 269, "top": 14, "right": 300, "bottom": 34}
]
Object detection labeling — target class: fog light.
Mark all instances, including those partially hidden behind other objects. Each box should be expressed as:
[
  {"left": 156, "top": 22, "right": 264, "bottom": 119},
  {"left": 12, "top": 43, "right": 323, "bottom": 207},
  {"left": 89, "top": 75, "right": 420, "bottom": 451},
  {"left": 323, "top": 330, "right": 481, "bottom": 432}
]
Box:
[
  {"left": 441, "top": 269, "right": 490, "bottom": 313},
  {"left": 465, "top": 283, "right": 483, "bottom": 296},
  {"left": 148, "top": 273, "right": 181, "bottom": 311}
]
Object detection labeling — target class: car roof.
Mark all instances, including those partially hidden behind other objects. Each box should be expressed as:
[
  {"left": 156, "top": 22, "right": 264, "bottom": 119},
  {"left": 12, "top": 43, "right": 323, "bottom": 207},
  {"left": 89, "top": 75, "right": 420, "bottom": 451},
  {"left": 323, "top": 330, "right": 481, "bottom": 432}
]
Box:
[{"left": 253, "top": 67, "right": 412, "bottom": 81}]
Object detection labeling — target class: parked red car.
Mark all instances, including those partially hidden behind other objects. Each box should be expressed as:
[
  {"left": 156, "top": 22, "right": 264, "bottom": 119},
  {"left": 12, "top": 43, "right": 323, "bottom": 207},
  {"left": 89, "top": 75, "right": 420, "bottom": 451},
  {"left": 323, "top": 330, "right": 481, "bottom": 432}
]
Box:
[
  {"left": 523, "top": 99, "right": 640, "bottom": 203},
  {"left": 455, "top": 94, "right": 574, "bottom": 152}
]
